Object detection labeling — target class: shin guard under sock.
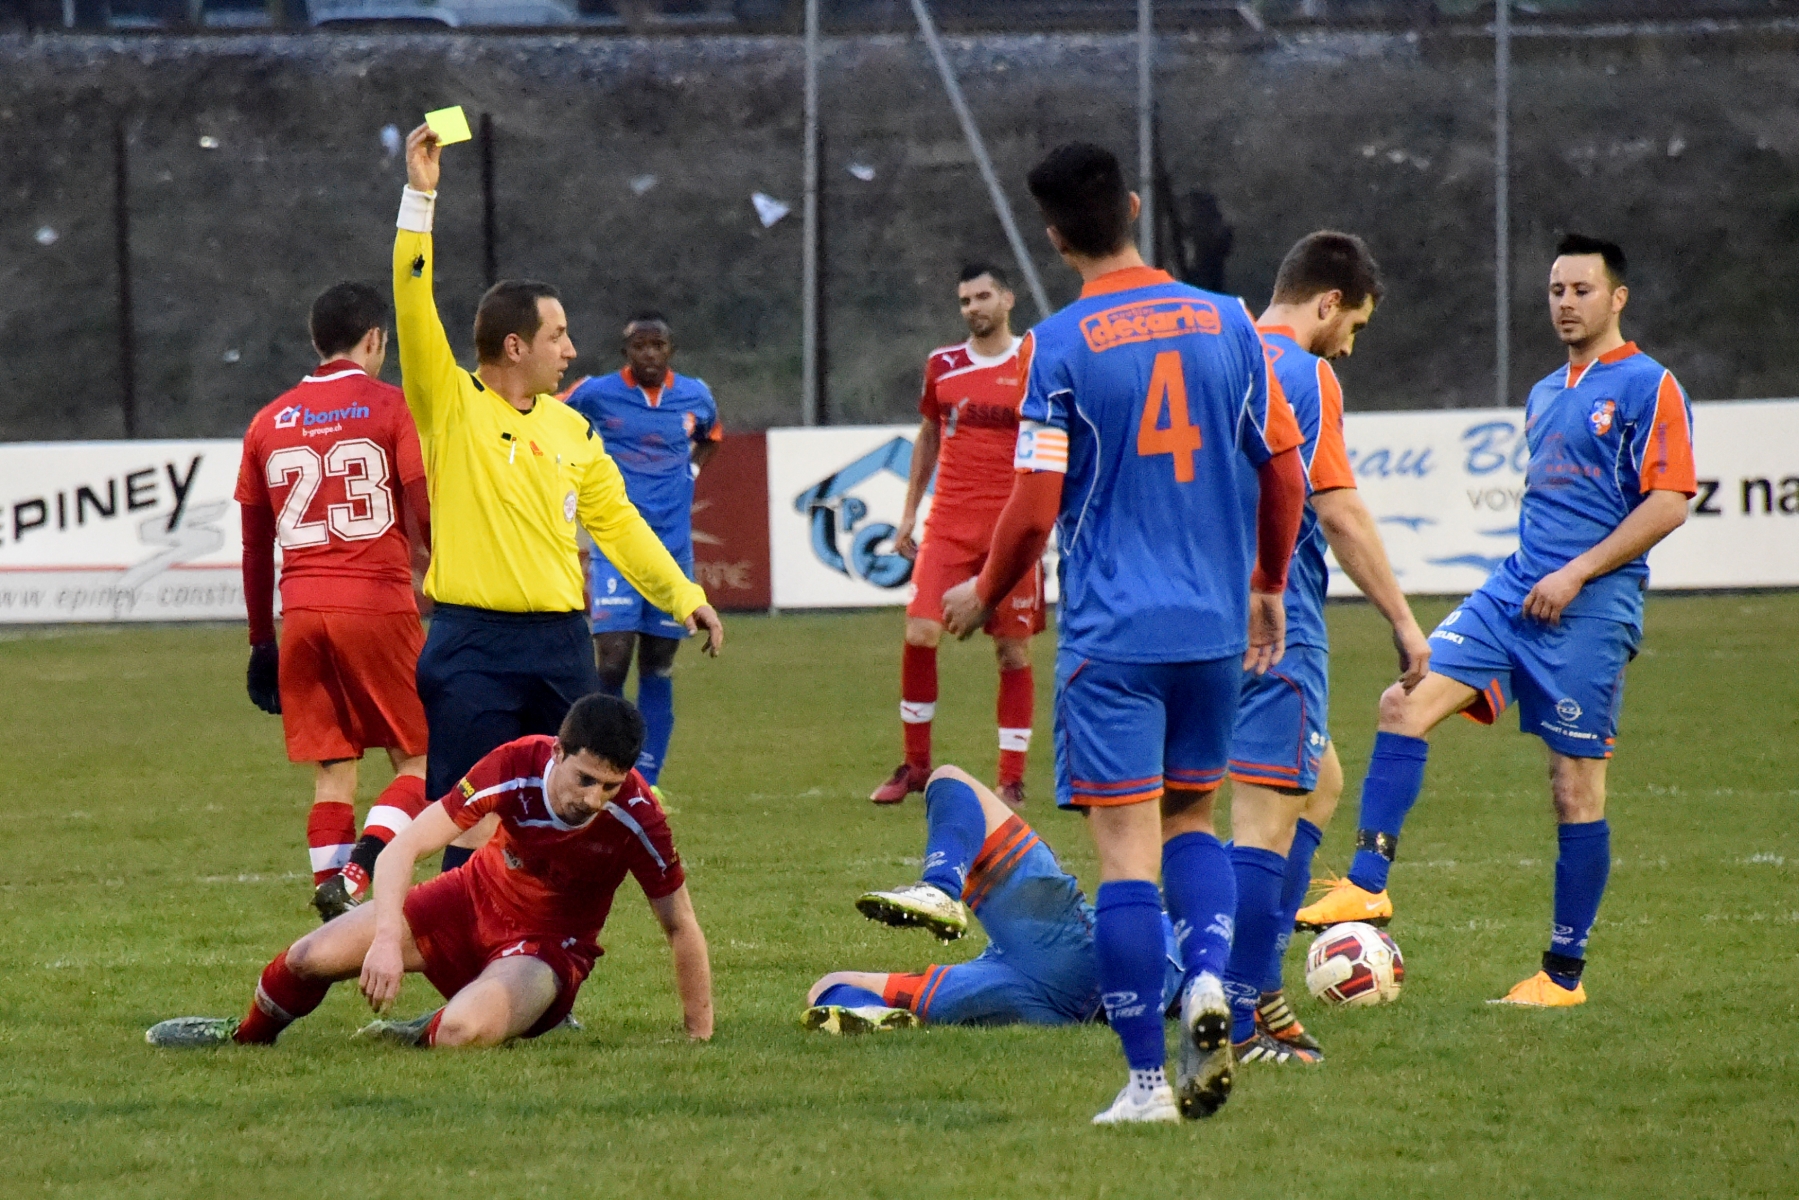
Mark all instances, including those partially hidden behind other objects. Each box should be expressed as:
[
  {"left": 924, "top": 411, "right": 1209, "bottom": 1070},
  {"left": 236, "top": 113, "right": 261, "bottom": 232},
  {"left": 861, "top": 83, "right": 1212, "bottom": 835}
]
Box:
[
  {"left": 636, "top": 671, "right": 675, "bottom": 785},
  {"left": 1224, "top": 845, "right": 1285, "bottom": 1042},
  {"left": 1547, "top": 819, "right": 1610, "bottom": 987},
  {"left": 901, "top": 643, "right": 937, "bottom": 771},
  {"left": 996, "top": 665, "right": 1033, "bottom": 784},
  {"left": 1094, "top": 880, "right": 1169, "bottom": 1071},
  {"left": 920, "top": 775, "right": 985, "bottom": 899},
  {"left": 1266, "top": 818, "right": 1323, "bottom": 993},
  {"left": 1346, "top": 733, "right": 1430, "bottom": 893},
  {"left": 234, "top": 950, "right": 331, "bottom": 1044},
  {"left": 1161, "top": 831, "right": 1235, "bottom": 981}
]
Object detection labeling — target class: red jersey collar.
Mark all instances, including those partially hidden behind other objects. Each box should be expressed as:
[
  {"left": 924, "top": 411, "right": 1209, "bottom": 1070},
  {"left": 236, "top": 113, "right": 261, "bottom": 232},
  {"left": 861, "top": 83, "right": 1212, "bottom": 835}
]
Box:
[
  {"left": 621, "top": 366, "right": 673, "bottom": 407},
  {"left": 1080, "top": 265, "right": 1176, "bottom": 299}
]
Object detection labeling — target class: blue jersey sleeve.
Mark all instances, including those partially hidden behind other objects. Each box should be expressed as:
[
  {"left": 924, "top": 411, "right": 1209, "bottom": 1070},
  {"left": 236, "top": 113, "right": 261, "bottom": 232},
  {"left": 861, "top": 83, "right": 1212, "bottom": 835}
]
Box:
[
  {"left": 1014, "top": 338, "right": 1071, "bottom": 473},
  {"left": 690, "top": 379, "right": 721, "bottom": 444}
]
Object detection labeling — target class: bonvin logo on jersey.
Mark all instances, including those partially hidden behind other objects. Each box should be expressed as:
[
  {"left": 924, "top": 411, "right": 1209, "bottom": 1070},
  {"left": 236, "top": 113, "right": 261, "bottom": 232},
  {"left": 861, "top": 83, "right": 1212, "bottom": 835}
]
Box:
[{"left": 1080, "top": 298, "right": 1221, "bottom": 352}]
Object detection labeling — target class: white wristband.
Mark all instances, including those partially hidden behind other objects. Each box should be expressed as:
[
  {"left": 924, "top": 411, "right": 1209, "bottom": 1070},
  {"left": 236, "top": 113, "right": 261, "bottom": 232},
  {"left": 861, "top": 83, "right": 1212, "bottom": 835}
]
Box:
[{"left": 397, "top": 186, "right": 436, "bottom": 233}]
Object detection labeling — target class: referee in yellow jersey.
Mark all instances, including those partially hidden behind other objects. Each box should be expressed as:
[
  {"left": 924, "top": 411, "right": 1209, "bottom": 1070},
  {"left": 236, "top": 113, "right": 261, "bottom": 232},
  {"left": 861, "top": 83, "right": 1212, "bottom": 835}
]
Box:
[{"left": 394, "top": 124, "right": 724, "bottom": 869}]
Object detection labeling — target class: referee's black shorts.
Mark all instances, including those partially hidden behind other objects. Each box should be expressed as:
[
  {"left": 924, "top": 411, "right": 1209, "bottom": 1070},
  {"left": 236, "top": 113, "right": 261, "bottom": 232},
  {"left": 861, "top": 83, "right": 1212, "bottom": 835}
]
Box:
[{"left": 416, "top": 604, "right": 603, "bottom": 800}]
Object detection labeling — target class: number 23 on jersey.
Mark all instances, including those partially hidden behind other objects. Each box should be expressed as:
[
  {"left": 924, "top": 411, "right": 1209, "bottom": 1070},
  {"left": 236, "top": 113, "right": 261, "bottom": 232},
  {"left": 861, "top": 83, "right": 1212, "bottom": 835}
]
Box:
[{"left": 265, "top": 439, "right": 396, "bottom": 548}]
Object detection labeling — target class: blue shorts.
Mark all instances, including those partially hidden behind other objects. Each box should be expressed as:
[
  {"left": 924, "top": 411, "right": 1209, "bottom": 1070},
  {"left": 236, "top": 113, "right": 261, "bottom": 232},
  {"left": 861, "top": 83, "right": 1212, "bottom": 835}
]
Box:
[
  {"left": 1054, "top": 651, "right": 1240, "bottom": 811},
  {"left": 1427, "top": 588, "right": 1638, "bottom": 759},
  {"left": 882, "top": 820, "right": 1184, "bottom": 1026},
  {"left": 588, "top": 551, "right": 691, "bottom": 640},
  {"left": 1227, "top": 645, "right": 1330, "bottom": 792}
]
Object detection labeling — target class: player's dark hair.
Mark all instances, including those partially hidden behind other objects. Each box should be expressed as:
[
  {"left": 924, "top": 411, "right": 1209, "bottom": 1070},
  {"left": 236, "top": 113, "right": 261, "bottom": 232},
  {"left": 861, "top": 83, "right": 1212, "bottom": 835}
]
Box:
[
  {"left": 623, "top": 309, "right": 671, "bottom": 338},
  {"left": 1556, "top": 233, "right": 1627, "bottom": 287},
  {"left": 1026, "top": 143, "right": 1133, "bottom": 259},
  {"left": 474, "top": 280, "right": 560, "bottom": 363},
  {"left": 558, "top": 692, "right": 647, "bottom": 773},
  {"left": 959, "top": 262, "right": 1011, "bottom": 291},
  {"left": 309, "top": 282, "right": 387, "bottom": 359},
  {"left": 1270, "top": 231, "right": 1384, "bottom": 310}
]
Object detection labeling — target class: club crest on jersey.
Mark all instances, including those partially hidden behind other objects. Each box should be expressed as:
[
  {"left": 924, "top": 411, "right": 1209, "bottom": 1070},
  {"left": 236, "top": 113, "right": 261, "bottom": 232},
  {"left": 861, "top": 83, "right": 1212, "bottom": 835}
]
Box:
[
  {"left": 273, "top": 405, "right": 302, "bottom": 430},
  {"left": 1080, "top": 297, "right": 1221, "bottom": 352},
  {"left": 682, "top": 412, "right": 697, "bottom": 436},
  {"left": 1588, "top": 398, "right": 1616, "bottom": 437}
]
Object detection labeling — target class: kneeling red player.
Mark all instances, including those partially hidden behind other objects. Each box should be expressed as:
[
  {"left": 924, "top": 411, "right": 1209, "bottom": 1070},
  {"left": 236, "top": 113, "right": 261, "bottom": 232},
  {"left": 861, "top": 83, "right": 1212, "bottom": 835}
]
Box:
[{"left": 147, "top": 694, "right": 714, "bottom": 1048}]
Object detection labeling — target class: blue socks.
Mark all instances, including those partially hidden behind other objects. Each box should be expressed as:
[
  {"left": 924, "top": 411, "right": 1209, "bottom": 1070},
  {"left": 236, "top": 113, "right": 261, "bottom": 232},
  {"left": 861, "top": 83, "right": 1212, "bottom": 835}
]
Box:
[
  {"left": 1095, "top": 880, "right": 1169, "bottom": 1071},
  {"left": 1161, "top": 832, "right": 1236, "bottom": 981},
  {"left": 1547, "top": 819, "right": 1610, "bottom": 987},
  {"left": 1266, "top": 818, "right": 1323, "bottom": 993},
  {"left": 815, "top": 982, "right": 887, "bottom": 1008},
  {"left": 1347, "top": 732, "right": 1430, "bottom": 893},
  {"left": 1224, "top": 845, "right": 1286, "bottom": 1042},
  {"left": 921, "top": 775, "right": 985, "bottom": 899},
  {"left": 635, "top": 672, "right": 675, "bottom": 785}
]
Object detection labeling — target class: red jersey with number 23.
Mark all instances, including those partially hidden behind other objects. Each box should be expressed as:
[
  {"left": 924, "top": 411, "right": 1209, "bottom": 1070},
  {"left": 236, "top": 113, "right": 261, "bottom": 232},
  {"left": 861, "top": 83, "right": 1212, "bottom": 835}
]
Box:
[
  {"left": 919, "top": 334, "right": 1034, "bottom": 543},
  {"left": 234, "top": 362, "right": 425, "bottom": 615},
  {"left": 441, "top": 734, "right": 686, "bottom": 946}
]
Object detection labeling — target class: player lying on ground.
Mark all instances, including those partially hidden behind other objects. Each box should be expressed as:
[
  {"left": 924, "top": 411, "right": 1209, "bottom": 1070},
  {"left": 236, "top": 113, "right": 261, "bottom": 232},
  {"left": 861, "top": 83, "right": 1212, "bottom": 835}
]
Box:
[
  {"left": 871, "top": 264, "right": 1043, "bottom": 809},
  {"left": 804, "top": 765, "right": 1182, "bottom": 1035},
  {"left": 562, "top": 311, "right": 723, "bottom": 791},
  {"left": 1300, "top": 234, "right": 1694, "bottom": 1007},
  {"left": 146, "top": 693, "right": 713, "bottom": 1048},
  {"left": 235, "top": 281, "right": 435, "bottom": 923},
  {"left": 944, "top": 144, "right": 1305, "bottom": 1125},
  {"left": 1210, "top": 232, "right": 1431, "bottom": 1063}
]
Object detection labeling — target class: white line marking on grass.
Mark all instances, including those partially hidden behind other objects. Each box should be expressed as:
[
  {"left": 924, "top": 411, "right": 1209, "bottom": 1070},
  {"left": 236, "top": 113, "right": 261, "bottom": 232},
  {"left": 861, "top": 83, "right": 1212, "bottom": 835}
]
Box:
[{"left": 197, "top": 872, "right": 308, "bottom": 884}]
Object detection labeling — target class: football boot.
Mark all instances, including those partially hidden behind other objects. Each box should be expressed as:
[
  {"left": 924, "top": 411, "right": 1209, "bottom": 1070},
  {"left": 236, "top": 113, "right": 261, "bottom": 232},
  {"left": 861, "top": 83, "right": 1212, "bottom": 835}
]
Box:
[
  {"left": 353, "top": 1009, "right": 441, "bottom": 1046},
  {"left": 995, "top": 780, "right": 1026, "bottom": 810},
  {"left": 1295, "top": 877, "right": 1393, "bottom": 930},
  {"left": 869, "top": 763, "right": 929, "bottom": 805},
  {"left": 1489, "top": 970, "right": 1587, "bottom": 1007},
  {"left": 800, "top": 1004, "right": 920, "bottom": 1035},
  {"left": 1173, "top": 972, "right": 1234, "bottom": 1120},
  {"left": 311, "top": 863, "right": 369, "bottom": 924},
  {"left": 1255, "top": 990, "right": 1324, "bottom": 1055},
  {"left": 1232, "top": 1029, "right": 1323, "bottom": 1065},
  {"left": 145, "top": 1017, "right": 239, "bottom": 1048},
  {"left": 1091, "top": 1082, "right": 1181, "bottom": 1126},
  {"left": 855, "top": 882, "right": 968, "bottom": 942}
]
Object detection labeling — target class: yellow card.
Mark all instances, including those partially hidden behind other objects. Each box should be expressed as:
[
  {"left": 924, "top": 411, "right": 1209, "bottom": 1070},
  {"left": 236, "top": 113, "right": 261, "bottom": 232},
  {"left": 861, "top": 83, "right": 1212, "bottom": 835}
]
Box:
[{"left": 424, "top": 105, "right": 472, "bottom": 146}]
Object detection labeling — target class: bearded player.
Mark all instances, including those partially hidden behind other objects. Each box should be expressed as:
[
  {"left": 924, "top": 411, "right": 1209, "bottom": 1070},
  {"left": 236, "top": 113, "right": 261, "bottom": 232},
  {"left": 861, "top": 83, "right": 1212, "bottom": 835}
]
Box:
[
  {"left": 236, "top": 282, "right": 435, "bottom": 923},
  {"left": 562, "top": 311, "right": 722, "bottom": 790},
  {"left": 870, "top": 265, "right": 1043, "bottom": 809},
  {"left": 146, "top": 693, "right": 713, "bottom": 1048},
  {"left": 1300, "top": 234, "right": 1694, "bottom": 1007},
  {"left": 1209, "top": 233, "right": 1431, "bottom": 1065}
]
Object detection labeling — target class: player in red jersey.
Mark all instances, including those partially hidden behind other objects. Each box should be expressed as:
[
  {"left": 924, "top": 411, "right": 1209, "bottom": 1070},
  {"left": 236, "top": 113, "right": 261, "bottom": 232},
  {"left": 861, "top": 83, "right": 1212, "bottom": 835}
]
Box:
[
  {"left": 235, "top": 283, "right": 434, "bottom": 924},
  {"left": 146, "top": 693, "right": 714, "bottom": 1048},
  {"left": 870, "top": 264, "right": 1044, "bottom": 809}
]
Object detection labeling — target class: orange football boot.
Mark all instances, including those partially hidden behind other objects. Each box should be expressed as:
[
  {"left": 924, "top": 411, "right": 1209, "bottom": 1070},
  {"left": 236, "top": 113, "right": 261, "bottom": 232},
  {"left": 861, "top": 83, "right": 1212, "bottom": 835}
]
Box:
[
  {"left": 1490, "top": 970, "right": 1587, "bottom": 1007},
  {"left": 1294, "top": 877, "right": 1393, "bottom": 931}
]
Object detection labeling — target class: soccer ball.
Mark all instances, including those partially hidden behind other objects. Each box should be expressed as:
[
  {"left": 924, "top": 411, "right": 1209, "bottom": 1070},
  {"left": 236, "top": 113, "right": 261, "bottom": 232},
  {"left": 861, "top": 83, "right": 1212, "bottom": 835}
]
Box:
[{"left": 1304, "top": 921, "right": 1404, "bottom": 1007}]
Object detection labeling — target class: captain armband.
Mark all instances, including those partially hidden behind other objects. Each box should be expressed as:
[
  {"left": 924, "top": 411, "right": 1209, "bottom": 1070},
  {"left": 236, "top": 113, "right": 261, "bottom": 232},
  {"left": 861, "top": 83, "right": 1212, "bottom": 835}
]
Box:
[
  {"left": 1013, "top": 421, "right": 1068, "bottom": 474},
  {"left": 397, "top": 186, "right": 437, "bottom": 234}
]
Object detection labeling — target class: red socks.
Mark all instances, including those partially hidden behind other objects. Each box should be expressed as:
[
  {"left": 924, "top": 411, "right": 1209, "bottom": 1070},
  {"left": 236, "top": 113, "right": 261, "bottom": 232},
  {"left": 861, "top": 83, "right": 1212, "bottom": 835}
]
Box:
[
  {"left": 306, "top": 802, "right": 356, "bottom": 885},
  {"left": 901, "top": 643, "right": 938, "bottom": 773},
  {"left": 997, "top": 665, "right": 1034, "bottom": 785},
  {"left": 234, "top": 950, "right": 332, "bottom": 1044},
  {"left": 423, "top": 1009, "right": 446, "bottom": 1046},
  {"left": 362, "top": 773, "right": 429, "bottom": 844}
]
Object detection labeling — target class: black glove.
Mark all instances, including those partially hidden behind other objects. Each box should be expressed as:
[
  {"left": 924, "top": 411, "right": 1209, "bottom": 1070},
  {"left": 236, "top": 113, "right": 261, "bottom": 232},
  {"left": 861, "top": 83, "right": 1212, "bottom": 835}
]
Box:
[{"left": 247, "top": 641, "right": 281, "bottom": 714}]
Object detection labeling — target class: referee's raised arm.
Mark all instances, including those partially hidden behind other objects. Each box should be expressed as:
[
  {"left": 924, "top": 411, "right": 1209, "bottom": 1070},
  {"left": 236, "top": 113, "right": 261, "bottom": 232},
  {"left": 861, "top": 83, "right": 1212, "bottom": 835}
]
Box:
[{"left": 388, "top": 122, "right": 723, "bottom": 871}]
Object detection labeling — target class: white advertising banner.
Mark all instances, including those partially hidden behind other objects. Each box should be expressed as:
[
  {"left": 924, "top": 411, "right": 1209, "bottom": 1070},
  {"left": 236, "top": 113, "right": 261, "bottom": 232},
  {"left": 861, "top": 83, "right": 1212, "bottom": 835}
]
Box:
[
  {"left": 767, "top": 399, "right": 1799, "bottom": 610},
  {"left": 0, "top": 440, "right": 247, "bottom": 623}
]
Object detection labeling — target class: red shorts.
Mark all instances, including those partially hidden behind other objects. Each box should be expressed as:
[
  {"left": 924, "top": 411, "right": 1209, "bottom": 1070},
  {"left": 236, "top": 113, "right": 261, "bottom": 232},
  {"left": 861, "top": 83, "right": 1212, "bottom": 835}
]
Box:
[
  {"left": 402, "top": 867, "right": 597, "bottom": 1039},
  {"left": 278, "top": 608, "right": 428, "bottom": 763},
  {"left": 906, "top": 528, "right": 1045, "bottom": 638}
]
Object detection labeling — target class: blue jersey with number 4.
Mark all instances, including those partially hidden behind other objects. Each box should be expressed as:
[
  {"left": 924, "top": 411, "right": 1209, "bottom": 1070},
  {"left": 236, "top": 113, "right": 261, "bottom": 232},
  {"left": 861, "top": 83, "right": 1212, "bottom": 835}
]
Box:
[
  {"left": 564, "top": 369, "right": 721, "bottom": 563},
  {"left": 1480, "top": 343, "right": 1695, "bottom": 630},
  {"left": 1014, "top": 267, "right": 1302, "bottom": 663}
]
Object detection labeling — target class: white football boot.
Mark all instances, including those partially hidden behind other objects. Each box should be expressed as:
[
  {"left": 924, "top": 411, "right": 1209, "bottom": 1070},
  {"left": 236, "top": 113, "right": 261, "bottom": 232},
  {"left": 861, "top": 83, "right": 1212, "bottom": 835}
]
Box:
[
  {"left": 1091, "top": 1080, "right": 1181, "bottom": 1125},
  {"left": 1174, "top": 972, "right": 1235, "bottom": 1119},
  {"left": 854, "top": 882, "right": 968, "bottom": 942}
]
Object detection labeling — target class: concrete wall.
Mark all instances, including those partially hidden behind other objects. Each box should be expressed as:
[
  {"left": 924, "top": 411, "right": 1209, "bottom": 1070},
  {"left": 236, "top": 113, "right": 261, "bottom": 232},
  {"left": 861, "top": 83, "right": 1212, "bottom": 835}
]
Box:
[{"left": 5, "top": 23, "right": 1799, "bottom": 440}]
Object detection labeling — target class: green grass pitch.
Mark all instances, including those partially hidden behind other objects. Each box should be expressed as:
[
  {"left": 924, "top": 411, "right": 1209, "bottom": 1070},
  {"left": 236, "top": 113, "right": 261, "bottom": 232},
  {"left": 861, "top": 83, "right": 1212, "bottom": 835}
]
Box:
[{"left": 2, "top": 595, "right": 1795, "bottom": 1198}]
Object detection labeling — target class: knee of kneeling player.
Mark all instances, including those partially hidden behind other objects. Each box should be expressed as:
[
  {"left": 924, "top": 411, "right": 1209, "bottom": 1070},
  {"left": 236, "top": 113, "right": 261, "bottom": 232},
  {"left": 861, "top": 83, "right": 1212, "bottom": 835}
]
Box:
[{"left": 432, "top": 1009, "right": 509, "bottom": 1048}]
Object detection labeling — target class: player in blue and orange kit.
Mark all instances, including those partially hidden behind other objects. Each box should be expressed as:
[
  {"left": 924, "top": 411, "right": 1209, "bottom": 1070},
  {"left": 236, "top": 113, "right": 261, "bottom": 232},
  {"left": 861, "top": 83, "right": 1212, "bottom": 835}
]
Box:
[
  {"left": 563, "top": 313, "right": 723, "bottom": 788},
  {"left": 802, "top": 766, "right": 1183, "bottom": 1033},
  {"left": 1217, "top": 233, "right": 1433, "bottom": 1065},
  {"left": 943, "top": 144, "right": 1306, "bottom": 1124},
  {"left": 1300, "top": 234, "right": 1694, "bottom": 1007}
]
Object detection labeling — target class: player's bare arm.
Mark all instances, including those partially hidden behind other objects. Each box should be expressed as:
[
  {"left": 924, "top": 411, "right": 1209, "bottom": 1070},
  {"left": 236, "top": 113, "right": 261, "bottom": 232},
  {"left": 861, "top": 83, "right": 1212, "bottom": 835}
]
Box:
[
  {"left": 1522, "top": 489, "right": 1689, "bottom": 624},
  {"left": 648, "top": 886, "right": 714, "bottom": 1040},
  {"left": 1313, "top": 486, "right": 1431, "bottom": 689},
  {"left": 895, "top": 417, "right": 940, "bottom": 560},
  {"left": 361, "top": 801, "right": 462, "bottom": 1012}
]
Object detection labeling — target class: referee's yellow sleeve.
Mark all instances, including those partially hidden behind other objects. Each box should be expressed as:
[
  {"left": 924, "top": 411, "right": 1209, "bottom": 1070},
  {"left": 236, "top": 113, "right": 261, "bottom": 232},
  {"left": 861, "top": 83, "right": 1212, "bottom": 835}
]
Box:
[
  {"left": 577, "top": 451, "right": 708, "bottom": 622},
  {"left": 392, "top": 228, "right": 461, "bottom": 437}
]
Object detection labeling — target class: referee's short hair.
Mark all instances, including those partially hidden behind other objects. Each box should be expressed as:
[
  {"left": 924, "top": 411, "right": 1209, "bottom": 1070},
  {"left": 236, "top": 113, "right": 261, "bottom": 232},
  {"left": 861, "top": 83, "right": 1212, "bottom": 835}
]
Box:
[
  {"left": 475, "top": 279, "right": 561, "bottom": 363},
  {"left": 1271, "top": 232, "right": 1384, "bottom": 310},
  {"left": 310, "top": 282, "right": 387, "bottom": 358},
  {"left": 559, "top": 693, "right": 647, "bottom": 773}
]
